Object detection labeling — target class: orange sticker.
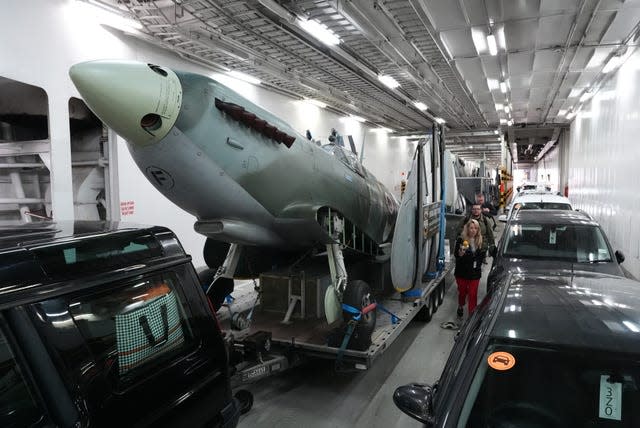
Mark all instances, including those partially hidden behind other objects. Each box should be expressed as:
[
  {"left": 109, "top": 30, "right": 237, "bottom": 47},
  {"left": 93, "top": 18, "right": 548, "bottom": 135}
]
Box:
[{"left": 488, "top": 351, "right": 516, "bottom": 371}]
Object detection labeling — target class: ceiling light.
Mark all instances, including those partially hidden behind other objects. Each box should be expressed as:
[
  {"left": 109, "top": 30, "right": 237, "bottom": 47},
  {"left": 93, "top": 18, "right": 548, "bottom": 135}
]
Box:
[
  {"left": 495, "top": 103, "right": 504, "bottom": 111},
  {"left": 558, "top": 109, "right": 567, "bottom": 117},
  {"left": 371, "top": 127, "right": 394, "bottom": 133},
  {"left": 298, "top": 19, "right": 340, "bottom": 46},
  {"left": 471, "top": 28, "right": 488, "bottom": 54},
  {"left": 499, "top": 118, "right": 507, "bottom": 124},
  {"left": 435, "top": 117, "right": 446, "bottom": 124},
  {"left": 602, "top": 55, "right": 624, "bottom": 73},
  {"left": 494, "top": 130, "right": 499, "bottom": 134},
  {"left": 414, "top": 101, "right": 428, "bottom": 111},
  {"left": 378, "top": 75, "right": 400, "bottom": 89},
  {"left": 566, "top": 112, "right": 576, "bottom": 120},
  {"left": 487, "top": 79, "right": 500, "bottom": 91},
  {"left": 305, "top": 99, "right": 327, "bottom": 108},
  {"left": 351, "top": 115, "right": 366, "bottom": 122},
  {"left": 487, "top": 33, "right": 498, "bottom": 56},
  {"left": 469, "top": 145, "right": 474, "bottom": 149},
  {"left": 227, "top": 70, "right": 261, "bottom": 85},
  {"left": 500, "top": 81, "right": 508, "bottom": 93},
  {"left": 580, "top": 92, "right": 592, "bottom": 103},
  {"left": 568, "top": 89, "right": 582, "bottom": 98},
  {"left": 497, "top": 26, "right": 507, "bottom": 50},
  {"left": 504, "top": 106, "right": 510, "bottom": 114},
  {"left": 507, "top": 119, "right": 514, "bottom": 126}
]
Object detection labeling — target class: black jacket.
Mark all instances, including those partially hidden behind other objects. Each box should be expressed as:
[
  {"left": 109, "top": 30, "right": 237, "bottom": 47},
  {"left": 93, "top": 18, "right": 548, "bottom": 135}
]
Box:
[{"left": 454, "top": 237, "right": 486, "bottom": 280}]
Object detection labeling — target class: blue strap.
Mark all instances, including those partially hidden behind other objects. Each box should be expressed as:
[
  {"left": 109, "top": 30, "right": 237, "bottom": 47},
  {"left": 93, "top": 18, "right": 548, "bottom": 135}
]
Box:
[
  {"left": 401, "top": 289, "right": 422, "bottom": 298},
  {"left": 224, "top": 295, "right": 235, "bottom": 304},
  {"left": 424, "top": 271, "right": 439, "bottom": 280},
  {"left": 341, "top": 303, "right": 362, "bottom": 321},
  {"left": 376, "top": 303, "right": 401, "bottom": 324}
]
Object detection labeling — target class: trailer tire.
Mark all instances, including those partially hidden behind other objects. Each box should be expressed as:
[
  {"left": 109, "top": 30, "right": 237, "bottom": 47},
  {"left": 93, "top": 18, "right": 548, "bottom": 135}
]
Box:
[
  {"left": 343, "top": 280, "right": 376, "bottom": 350},
  {"left": 437, "top": 282, "right": 445, "bottom": 306},
  {"left": 416, "top": 294, "right": 435, "bottom": 322}
]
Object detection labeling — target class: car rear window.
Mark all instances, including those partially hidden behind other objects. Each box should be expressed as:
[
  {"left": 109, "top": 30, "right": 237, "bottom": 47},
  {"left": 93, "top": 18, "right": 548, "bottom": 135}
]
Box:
[
  {"left": 503, "top": 224, "right": 612, "bottom": 262},
  {"left": 35, "top": 271, "right": 196, "bottom": 390},
  {"left": 32, "top": 232, "right": 163, "bottom": 277},
  {"left": 519, "top": 202, "right": 572, "bottom": 210}
]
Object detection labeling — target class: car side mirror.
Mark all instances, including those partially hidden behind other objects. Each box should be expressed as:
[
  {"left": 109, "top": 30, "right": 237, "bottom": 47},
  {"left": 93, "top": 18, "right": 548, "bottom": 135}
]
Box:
[
  {"left": 393, "top": 383, "right": 436, "bottom": 426},
  {"left": 615, "top": 250, "right": 625, "bottom": 264},
  {"left": 489, "top": 246, "right": 497, "bottom": 258},
  {"left": 498, "top": 214, "right": 507, "bottom": 223}
]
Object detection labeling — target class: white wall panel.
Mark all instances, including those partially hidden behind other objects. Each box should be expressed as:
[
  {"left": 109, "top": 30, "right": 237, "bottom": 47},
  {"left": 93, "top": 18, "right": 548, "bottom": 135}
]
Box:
[
  {"left": 1, "top": 0, "right": 417, "bottom": 269},
  {"left": 568, "top": 48, "right": 640, "bottom": 279}
]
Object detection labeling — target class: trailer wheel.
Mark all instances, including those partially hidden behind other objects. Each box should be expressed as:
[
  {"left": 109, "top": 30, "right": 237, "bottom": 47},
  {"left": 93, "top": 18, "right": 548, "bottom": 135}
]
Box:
[
  {"left": 416, "top": 294, "right": 435, "bottom": 322},
  {"left": 343, "top": 280, "right": 376, "bottom": 350},
  {"left": 437, "top": 282, "right": 445, "bottom": 306}
]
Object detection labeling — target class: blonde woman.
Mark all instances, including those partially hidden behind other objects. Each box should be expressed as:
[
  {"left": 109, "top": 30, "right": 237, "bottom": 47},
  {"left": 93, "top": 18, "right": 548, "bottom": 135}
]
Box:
[{"left": 454, "top": 219, "right": 486, "bottom": 318}]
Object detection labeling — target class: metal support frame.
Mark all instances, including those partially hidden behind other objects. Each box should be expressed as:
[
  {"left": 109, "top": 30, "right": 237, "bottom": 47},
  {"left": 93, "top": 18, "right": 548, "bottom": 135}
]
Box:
[
  {"left": 206, "top": 243, "right": 241, "bottom": 294},
  {"left": 327, "top": 243, "right": 348, "bottom": 298},
  {"left": 281, "top": 271, "right": 306, "bottom": 324}
]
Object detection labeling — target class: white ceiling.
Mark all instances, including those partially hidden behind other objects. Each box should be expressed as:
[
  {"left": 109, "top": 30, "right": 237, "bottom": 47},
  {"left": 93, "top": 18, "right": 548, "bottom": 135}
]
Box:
[{"left": 94, "top": 0, "right": 640, "bottom": 166}]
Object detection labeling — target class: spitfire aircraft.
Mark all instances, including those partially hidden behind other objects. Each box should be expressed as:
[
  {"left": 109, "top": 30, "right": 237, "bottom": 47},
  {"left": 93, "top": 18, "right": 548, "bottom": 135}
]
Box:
[{"left": 70, "top": 60, "right": 427, "bottom": 341}]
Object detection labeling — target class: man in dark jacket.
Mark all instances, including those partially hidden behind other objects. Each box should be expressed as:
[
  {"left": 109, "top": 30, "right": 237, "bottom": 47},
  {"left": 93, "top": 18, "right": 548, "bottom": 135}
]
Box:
[
  {"left": 458, "top": 204, "right": 495, "bottom": 252},
  {"left": 476, "top": 193, "right": 497, "bottom": 217}
]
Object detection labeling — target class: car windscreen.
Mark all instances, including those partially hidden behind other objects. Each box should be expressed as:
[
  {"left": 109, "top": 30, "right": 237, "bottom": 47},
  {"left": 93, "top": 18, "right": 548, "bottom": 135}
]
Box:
[
  {"left": 455, "top": 341, "right": 640, "bottom": 427},
  {"left": 502, "top": 224, "right": 612, "bottom": 262}
]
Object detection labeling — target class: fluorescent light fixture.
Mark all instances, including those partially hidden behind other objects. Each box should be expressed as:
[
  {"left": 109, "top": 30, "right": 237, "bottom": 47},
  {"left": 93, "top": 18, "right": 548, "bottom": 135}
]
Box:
[
  {"left": 566, "top": 111, "right": 576, "bottom": 120},
  {"left": 471, "top": 28, "right": 488, "bottom": 54},
  {"left": 435, "top": 117, "right": 446, "bottom": 124},
  {"left": 413, "top": 101, "right": 428, "bottom": 111},
  {"left": 497, "top": 26, "right": 507, "bottom": 50},
  {"left": 602, "top": 55, "right": 623, "bottom": 73},
  {"left": 500, "top": 81, "right": 508, "bottom": 93},
  {"left": 507, "top": 119, "right": 514, "bottom": 126},
  {"left": 371, "top": 127, "right": 394, "bottom": 133},
  {"left": 568, "top": 88, "right": 582, "bottom": 98},
  {"left": 350, "top": 115, "right": 366, "bottom": 122},
  {"left": 487, "top": 79, "right": 500, "bottom": 91},
  {"left": 494, "top": 130, "right": 499, "bottom": 134},
  {"left": 557, "top": 109, "right": 567, "bottom": 117},
  {"left": 305, "top": 99, "right": 327, "bottom": 108},
  {"left": 227, "top": 70, "right": 261, "bottom": 85},
  {"left": 298, "top": 19, "right": 340, "bottom": 46},
  {"left": 487, "top": 33, "right": 498, "bottom": 56},
  {"left": 495, "top": 103, "right": 504, "bottom": 111},
  {"left": 504, "top": 105, "right": 510, "bottom": 114},
  {"left": 378, "top": 75, "right": 400, "bottom": 89},
  {"left": 499, "top": 118, "right": 507, "bottom": 124},
  {"left": 73, "top": 1, "right": 143, "bottom": 31},
  {"left": 580, "top": 92, "right": 592, "bottom": 103}
]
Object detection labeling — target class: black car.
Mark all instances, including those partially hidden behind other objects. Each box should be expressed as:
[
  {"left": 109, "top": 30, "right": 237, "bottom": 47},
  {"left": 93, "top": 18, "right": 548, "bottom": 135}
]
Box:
[
  {"left": 0, "top": 221, "right": 241, "bottom": 427},
  {"left": 394, "top": 271, "right": 640, "bottom": 427},
  {"left": 488, "top": 210, "right": 625, "bottom": 289}
]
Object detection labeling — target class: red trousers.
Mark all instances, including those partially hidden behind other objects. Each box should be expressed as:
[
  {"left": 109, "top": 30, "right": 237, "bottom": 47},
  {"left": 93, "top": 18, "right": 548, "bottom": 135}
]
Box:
[{"left": 455, "top": 277, "right": 480, "bottom": 313}]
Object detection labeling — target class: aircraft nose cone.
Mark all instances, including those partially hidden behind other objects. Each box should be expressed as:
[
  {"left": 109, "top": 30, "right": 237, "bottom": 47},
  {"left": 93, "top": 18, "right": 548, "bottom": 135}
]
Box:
[{"left": 69, "top": 60, "right": 182, "bottom": 145}]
